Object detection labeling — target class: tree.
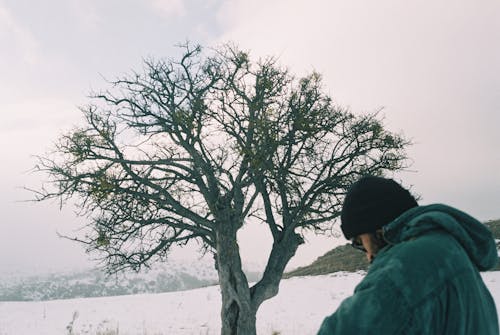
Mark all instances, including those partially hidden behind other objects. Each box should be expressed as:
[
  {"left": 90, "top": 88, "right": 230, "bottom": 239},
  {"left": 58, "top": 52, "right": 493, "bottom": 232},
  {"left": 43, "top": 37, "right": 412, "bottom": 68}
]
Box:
[{"left": 33, "top": 43, "right": 410, "bottom": 335}]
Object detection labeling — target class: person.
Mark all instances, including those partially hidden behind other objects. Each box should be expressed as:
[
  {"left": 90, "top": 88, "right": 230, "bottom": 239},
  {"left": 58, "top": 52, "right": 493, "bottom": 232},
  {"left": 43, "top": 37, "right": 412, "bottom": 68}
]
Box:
[{"left": 317, "top": 175, "right": 499, "bottom": 334}]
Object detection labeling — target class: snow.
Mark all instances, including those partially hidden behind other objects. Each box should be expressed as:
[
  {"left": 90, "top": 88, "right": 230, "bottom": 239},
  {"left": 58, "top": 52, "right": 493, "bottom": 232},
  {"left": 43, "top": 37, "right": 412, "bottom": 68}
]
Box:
[{"left": 0, "top": 271, "right": 498, "bottom": 334}]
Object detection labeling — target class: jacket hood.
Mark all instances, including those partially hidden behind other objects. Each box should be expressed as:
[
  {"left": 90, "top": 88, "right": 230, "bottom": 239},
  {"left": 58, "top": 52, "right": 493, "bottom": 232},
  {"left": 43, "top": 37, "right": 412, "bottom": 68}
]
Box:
[{"left": 383, "top": 204, "right": 498, "bottom": 271}]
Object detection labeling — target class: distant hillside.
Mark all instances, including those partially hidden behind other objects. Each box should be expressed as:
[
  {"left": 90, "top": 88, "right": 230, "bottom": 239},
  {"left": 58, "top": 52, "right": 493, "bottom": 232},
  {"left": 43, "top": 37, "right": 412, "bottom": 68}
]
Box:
[
  {"left": 285, "top": 219, "right": 500, "bottom": 279},
  {"left": 488, "top": 219, "right": 500, "bottom": 271},
  {"left": 0, "top": 260, "right": 216, "bottom": 301},
  {"left": 487, "top": 219, "right": 500, "bottom": 239},
  {"left": 0, "top": 259, "right": 261, "bottom": 301},
  {"left": 284, "top": 244, "right": 367, "bottom": 279}
]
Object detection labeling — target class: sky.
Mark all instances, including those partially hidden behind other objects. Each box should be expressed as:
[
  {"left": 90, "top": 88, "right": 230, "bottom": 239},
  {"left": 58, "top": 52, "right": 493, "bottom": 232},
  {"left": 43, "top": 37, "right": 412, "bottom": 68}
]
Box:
[{"left": 1, "top": 0, "right": 499, "bottom": 275}]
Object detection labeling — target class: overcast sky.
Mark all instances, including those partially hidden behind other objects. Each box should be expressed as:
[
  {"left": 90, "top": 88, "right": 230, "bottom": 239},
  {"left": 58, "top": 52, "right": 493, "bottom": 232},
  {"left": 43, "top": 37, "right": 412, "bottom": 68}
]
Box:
[{"left": 1, "top": 0, "right": 499, "bottom": 275}]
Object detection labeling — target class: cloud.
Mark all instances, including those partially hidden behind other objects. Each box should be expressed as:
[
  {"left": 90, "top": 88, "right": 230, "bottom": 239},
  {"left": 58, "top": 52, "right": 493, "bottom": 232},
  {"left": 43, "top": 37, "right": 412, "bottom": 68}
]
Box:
[
  {"left": 0, "top": 98, "right": 81, "bottom": 135},
  {"left": 149, "top": 0, "right": 186, "bottom": 17},
  {"left": 69, "top": 0, "right": 102, "bottom": 30},
  {"left": 0, "top": 3, "right": 39, "bottom": 65}
]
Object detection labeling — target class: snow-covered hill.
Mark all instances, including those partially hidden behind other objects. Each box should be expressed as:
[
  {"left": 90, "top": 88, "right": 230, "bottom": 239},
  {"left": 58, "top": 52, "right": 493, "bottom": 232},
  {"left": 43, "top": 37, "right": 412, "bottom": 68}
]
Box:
[
  {"left": 0, "top": 259, "right": 216, "bottom": 302},
  {"left": 1, "top": 271, "right": 499, "bottom": 335},
  {"left": 0, "top": 259, "right": 261, "bottom": 302}
]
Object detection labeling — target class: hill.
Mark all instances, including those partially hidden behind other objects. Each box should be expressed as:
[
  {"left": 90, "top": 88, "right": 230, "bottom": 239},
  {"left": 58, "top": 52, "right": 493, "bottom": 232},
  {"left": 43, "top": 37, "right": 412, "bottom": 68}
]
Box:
[
  {"left": 284, "top": 244, "right": 367, "bottom": 278},
  {"left": 0, "top": 259, "right": 261, "bottom": 301},
  {"left": 285, "top": 219, "right": 500, "bottom": 278},
  {"left": 487, "top": 218, "right": 500, "bottom": 239},
  {"left": 0, "top": 259, "right": 217, "bottom": 301}
]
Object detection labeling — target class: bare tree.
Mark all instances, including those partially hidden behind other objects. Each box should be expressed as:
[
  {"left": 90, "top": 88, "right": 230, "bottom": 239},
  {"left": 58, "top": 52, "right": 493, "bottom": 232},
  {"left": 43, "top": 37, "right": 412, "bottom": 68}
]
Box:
[{"left": 33, "top": 43, "right": 410, "bottom": 335}]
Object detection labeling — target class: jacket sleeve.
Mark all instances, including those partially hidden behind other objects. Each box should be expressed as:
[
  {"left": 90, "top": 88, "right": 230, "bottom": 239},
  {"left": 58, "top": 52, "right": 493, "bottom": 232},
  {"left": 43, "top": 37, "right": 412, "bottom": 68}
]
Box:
[{"left": 317, "top": 275, "right": 411, "bottom": 335}]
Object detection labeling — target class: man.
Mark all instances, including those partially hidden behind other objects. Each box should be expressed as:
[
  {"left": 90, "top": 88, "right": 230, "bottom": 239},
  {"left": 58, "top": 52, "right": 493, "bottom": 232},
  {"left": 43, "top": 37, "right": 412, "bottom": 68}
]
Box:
[{"left": 318, "top": 175, "right": 499, "bottom": 334}]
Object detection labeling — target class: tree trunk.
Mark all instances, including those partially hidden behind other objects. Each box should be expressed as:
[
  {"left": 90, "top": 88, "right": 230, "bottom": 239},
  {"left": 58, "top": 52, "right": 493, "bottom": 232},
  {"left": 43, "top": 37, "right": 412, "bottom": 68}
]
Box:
[
  {"left": 214, "top": 211, "right": 304, "bottom": 335},
  {"left": 220, "top": 299, "right": 256, "bottom": 335},
  {"left": 216, "top": 226, "right": 257, "bottom": 335},
  {"left": 251, "top": 230, "right": 303, "bottom": 309}
]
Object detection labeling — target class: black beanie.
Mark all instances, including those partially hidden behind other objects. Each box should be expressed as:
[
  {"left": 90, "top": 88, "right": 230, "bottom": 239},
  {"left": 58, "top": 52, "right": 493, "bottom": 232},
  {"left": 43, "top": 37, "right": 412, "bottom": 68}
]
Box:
[{"left": 340, "top": 176, "right": 418, "bottom": 239}]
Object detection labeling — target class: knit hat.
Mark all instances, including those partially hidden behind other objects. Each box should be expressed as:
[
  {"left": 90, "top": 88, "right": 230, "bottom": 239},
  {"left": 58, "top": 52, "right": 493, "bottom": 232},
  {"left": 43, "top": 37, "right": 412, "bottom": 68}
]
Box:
[{"left": 340, "top": 175, "right": 418, "bottom": 239}]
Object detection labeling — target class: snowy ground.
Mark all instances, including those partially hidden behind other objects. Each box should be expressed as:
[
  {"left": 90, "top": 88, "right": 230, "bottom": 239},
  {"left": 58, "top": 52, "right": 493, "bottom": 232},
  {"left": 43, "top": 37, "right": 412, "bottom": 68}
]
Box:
[{"left": 0, "top": 271, "right": 499, "bottom": 335}]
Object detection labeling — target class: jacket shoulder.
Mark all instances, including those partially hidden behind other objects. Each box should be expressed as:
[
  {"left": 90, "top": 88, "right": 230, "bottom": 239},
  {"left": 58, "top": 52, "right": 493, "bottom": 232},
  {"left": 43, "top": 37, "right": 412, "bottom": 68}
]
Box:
[{"left": 371, "top": 232, "right": 477, "bottom": 304}]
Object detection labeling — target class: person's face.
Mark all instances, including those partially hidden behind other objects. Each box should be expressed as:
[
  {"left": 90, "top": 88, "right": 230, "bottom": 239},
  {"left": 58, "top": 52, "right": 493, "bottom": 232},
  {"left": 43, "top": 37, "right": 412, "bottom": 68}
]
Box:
[{"left": 352, "top": 230, "right": 385, "bottom": 263}]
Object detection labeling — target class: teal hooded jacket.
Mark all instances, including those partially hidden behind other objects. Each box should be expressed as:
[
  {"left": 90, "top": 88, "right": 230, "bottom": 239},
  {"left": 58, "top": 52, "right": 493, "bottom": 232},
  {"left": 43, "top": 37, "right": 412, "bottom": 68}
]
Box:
[{"left": 317, "top": 204, "right": 499, "bottom": 334}]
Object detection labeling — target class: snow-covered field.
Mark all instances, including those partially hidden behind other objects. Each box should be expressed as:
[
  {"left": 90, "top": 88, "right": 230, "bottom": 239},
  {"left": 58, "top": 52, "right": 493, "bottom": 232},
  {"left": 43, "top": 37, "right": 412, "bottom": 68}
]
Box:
[{"left": 0, "top": 271, "right": 499, "bottom": 335}]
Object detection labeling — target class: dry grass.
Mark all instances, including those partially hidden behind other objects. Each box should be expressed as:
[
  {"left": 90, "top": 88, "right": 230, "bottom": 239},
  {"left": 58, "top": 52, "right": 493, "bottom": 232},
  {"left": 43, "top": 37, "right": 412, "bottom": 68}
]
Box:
[{"left": 284, "top": 244, "right": 368, "bottom": 279}]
